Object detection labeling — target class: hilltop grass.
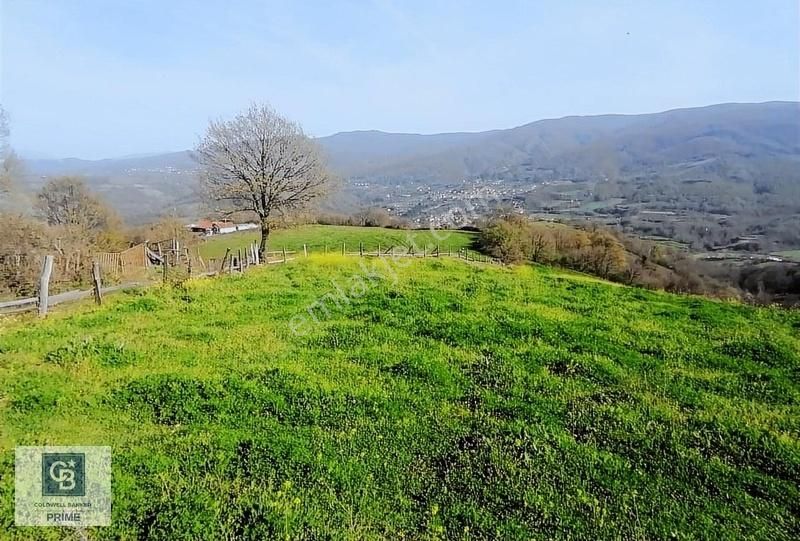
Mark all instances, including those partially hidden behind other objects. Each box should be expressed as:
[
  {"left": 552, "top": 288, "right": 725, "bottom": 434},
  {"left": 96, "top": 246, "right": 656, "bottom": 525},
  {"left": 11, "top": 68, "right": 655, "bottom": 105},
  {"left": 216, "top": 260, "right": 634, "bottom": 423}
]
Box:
[
  {"left": 196, "top": 225, "right": 477, "bottom": 260},
  {"left": 0, "top": 256, "right": 798, "bottom": 539},
  {"left": 775, "top": 250, "right": 800, "bottom": 262}
]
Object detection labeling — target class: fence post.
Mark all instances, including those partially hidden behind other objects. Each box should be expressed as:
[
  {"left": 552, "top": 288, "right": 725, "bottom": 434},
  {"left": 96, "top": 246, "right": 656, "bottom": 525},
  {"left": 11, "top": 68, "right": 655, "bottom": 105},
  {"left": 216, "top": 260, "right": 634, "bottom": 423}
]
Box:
[
  {"left": 220, "top": 248, "right": 231, "bottom": 273},
  {"left": 377, "top": 243, "right": 381, "bottom": 257},
  {"left": 162, "top": 257, "right": 169, "bottom": 282},
  {"left": 359, "top": 242, "right": 363, "bottom": 257},
  {"left": 303, "top": 244, "right": 308, "bottom": 257},
  {"left": 38, "top": 255, "right": 54, "bottom": 317},
  {"left": 342, "top": 242, "right": 345, "bottom": 256},
  {"left": 282, "top": 246, "right": 287, "bottom": 263},
  {"left": 92, "top": 261, "right": 103, "bottom": 305},
  {"left": 238, "top": 249, "right": 243, "bottom": 271}
]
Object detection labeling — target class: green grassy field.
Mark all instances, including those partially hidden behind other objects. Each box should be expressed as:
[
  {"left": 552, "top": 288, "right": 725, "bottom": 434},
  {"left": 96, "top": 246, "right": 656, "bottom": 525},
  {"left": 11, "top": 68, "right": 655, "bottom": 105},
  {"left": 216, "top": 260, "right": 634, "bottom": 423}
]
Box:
[
  {"left": 775, "top": 250, "right": 800, "bottom": 262},
  {"left": 0, "top": 257, "right": 798, "bottom": 539},
  {"left": 197, "top": 225, "right": 478, "bottom": 260}
]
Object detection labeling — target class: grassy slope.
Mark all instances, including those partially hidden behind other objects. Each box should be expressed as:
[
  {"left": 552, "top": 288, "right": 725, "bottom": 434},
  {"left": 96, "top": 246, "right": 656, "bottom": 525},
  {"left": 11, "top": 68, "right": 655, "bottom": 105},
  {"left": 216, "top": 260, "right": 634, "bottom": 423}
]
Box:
[
  {"left": 197, "top": 225, "right": 477, "bottom": 260},
  {"left": 774, "top": 250, "right": 800, "bottom": 262},
  {"left": 0, "top": 257, "right": 798, "bottom": 540}
]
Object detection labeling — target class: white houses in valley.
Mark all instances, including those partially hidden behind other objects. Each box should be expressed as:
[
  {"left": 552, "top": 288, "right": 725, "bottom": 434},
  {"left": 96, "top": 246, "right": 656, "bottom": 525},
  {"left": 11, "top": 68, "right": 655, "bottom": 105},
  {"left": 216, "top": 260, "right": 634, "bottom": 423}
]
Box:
[{"left": 186, "top": 219, "right": 259, "bottom": 236}]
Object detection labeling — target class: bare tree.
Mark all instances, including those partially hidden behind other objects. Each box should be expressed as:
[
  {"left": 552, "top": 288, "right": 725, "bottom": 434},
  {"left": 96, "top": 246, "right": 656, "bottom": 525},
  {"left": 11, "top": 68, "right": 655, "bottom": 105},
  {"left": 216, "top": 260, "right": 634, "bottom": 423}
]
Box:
[
  {"left": 195, "top": 103, "right": 333, "bottom": 257},
  {"left": 36, "top": 176, "right": 115, "bottom": 232},
  {"left": 528, "top": 222, "right": 552, "bottom": 262}
]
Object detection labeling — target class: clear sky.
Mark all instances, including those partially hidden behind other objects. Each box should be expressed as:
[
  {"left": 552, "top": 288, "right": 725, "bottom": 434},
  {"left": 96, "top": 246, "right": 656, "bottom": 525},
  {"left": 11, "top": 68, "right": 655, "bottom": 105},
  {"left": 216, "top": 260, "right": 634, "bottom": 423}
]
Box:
[{"left": 1, "top": 0, "right": 798, "bottom": 159}]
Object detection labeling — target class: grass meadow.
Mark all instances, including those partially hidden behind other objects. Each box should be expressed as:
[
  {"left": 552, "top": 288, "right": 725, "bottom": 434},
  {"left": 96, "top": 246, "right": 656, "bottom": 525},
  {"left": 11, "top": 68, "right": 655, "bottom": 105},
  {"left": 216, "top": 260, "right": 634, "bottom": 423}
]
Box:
[
  {"left": 775, "top": 250, "right": 800, "bottom": 262},
  {"left": 0, "top": 255, "right": 798, "bottom": 539},
  {"left": 196, "top": 225, "right": 478, "bottom": 261}
]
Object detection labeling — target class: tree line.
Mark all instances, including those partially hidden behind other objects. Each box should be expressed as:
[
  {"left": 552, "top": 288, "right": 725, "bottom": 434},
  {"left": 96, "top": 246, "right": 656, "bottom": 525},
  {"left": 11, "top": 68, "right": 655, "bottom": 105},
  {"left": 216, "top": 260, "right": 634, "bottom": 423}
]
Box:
[{"left": 478, "top": 210, "right": 740, "bottom": 298}]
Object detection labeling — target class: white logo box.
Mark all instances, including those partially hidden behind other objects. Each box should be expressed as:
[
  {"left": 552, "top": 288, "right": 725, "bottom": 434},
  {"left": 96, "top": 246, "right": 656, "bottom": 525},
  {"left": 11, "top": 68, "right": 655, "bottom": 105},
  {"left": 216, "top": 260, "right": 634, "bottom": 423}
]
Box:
[{"left": 15, "top": 446, "right": 111, "bottom": 527}]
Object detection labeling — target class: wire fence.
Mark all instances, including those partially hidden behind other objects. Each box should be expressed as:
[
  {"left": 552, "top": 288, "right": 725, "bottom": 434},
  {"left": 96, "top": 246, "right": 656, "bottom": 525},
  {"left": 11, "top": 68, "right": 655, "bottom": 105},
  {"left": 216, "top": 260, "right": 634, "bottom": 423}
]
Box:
[{"left": 0, "top": 238, "right": 497, "bottom": 317}]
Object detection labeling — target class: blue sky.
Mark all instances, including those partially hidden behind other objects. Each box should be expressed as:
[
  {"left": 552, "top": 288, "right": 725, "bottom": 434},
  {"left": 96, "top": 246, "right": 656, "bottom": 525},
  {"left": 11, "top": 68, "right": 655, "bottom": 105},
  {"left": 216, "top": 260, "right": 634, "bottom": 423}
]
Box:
[{"left": 1, "top": 0, "right": 798, "bottom": 159}]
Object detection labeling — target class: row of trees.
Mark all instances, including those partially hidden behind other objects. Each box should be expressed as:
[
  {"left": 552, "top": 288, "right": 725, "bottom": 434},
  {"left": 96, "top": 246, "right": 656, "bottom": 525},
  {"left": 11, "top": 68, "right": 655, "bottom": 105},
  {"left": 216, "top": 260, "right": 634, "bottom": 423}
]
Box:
[
  {"left": 3, "top": 105, "right": 169, "bottom": 293},
  {"left": 480, "top": 211, "right": 628, "bottom": 279},
  {"left": 478, "top": 211, "right": 736, "bottom": 297},
  {"left": 0, "top": 173, "right": 134, "bottom": 294},
  {"left": 0, "top": 100, "right": 341, "bottom": 295}
]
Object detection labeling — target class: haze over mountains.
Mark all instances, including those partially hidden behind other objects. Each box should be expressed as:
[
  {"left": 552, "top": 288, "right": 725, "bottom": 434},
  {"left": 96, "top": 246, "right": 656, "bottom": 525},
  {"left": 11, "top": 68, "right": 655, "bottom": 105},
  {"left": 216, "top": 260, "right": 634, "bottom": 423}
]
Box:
[
  {"left": 21, "top": 102, "right": 800, "bottom": 238},
  {"left": 323, "top": 101, "right": 798, "bottom": 181}
]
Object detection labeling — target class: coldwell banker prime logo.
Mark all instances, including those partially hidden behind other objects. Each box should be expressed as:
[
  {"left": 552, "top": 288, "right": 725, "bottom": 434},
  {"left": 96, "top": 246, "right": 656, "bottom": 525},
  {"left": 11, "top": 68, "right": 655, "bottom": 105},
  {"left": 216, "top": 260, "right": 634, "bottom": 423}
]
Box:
[
  {"left": 15, "top": 446, "right": 111, "bottom": 527},
  {"left": 42, "top": 453, "right": 85, "bottom": 496}
]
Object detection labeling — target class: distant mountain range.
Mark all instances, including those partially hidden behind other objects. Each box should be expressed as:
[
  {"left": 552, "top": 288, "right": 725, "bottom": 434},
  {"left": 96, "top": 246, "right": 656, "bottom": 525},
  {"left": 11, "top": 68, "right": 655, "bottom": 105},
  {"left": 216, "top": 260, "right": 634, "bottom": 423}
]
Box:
[
  {"left": 19, "top": 102, "right": 800, "bottom": 229},
  {"left": 320, "top": 101, "right": 799, "bottom": 184}
]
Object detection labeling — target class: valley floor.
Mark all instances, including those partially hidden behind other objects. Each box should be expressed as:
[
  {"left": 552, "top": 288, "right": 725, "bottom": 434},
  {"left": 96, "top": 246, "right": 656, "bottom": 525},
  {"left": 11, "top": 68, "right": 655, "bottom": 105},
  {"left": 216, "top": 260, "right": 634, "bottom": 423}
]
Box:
[{"left": 0, "top": 257, "right": 798, "bottom": 539}]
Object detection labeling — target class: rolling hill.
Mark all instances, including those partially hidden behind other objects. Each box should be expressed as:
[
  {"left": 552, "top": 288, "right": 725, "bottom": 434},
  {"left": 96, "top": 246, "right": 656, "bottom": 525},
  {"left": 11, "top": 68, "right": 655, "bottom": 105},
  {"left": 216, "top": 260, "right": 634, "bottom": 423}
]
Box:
[
  {"left": 0, "top": 256, "right": 798, "bottom": 538},
  {"left": 318, "top": 101, "right": 800, "bottom": 184},
  {"left": 18, "top": 102, "right": 800, "bottom": 239},
  {"left": 20, "top": 151, "right": 199, "bottom": 223}
]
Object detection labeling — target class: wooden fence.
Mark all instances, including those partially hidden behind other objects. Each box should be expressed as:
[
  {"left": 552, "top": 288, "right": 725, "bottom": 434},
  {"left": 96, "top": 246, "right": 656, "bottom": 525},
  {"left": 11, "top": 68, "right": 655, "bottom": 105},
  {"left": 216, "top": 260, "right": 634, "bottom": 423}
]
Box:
[
  {"left": 0, "top": 239, "right": 496, "bottom": 317},
  {"left": 296, "top": 242, "right": 499, "bottom": 264},
  {"left": 95, "top": 243, "right": 149, "bottom": 276}
]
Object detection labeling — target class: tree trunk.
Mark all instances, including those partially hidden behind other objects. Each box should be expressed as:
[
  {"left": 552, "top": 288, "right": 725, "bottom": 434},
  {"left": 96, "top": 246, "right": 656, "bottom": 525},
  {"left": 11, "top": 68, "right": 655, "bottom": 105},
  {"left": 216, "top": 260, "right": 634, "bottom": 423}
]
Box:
[{"left": 258, "top": 220, "right": 270, "bottom": 259}]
